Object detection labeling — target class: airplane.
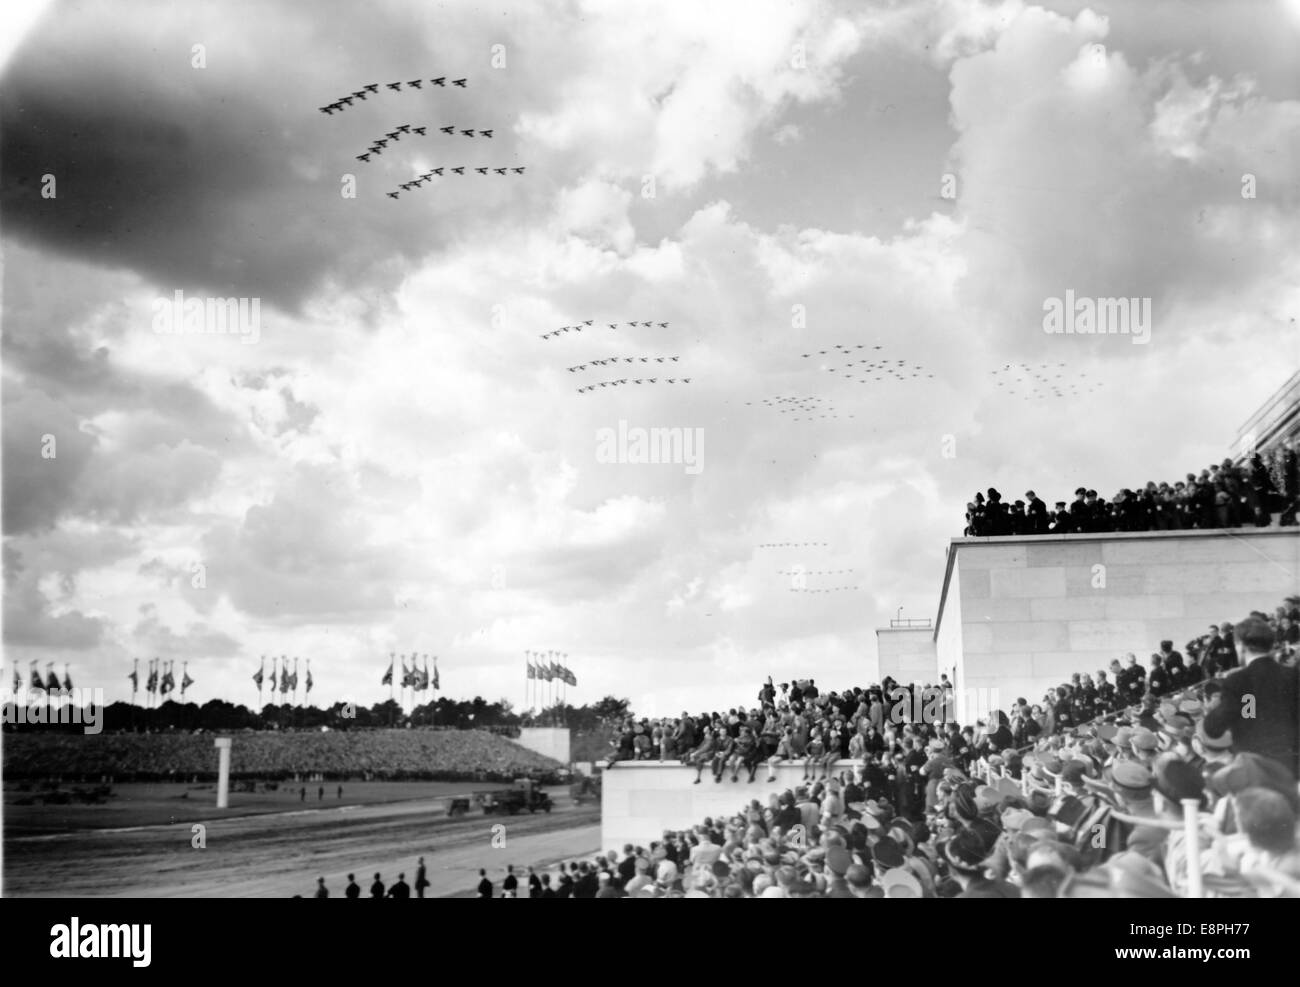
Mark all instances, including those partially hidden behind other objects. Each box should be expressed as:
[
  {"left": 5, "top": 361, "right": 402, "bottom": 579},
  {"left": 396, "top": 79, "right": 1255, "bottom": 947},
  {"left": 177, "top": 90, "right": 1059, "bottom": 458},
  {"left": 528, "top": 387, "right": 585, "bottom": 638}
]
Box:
[
  {"left": 647, "top": 378, "right": 657, "bottom": 384},
  {"left": 386, "top": 132, "right": 401, "bottom": 140},
  {"left": 412, "top": 127, "right": 426, "bottom": 135},
  {"left": 440, "top": 126, "right": 456, "bottom": 134},
  {"left": 396, "top": 125, "right": 411, "bottom": 134},
  {"left": 669, "top": 356, "right": 679, "bottom": 362},
  {"left": 667, "top": 378, "right": 676, "bottom": 384},
  {"left": 583, "top": 320, "right": 592, "bottom": 326},
  {"left": 364, "top": 84, "right": 379, "bottom": 93},
  {"left": 451, "top": 167, "right": 464, "bottom": 174},
  {"left": 567, "top": 367, "right": 577, "bottom": 373},
  {"left": 658, "top": 322, "right": 668, "bottom": 327},
  {"left": 319, "top": 106, "right": 336, "bottom": 114},
  {"left": 407, "top": 79, "right": 423, "bottom": 88},
  {"left": 475, "top": 167, "right": 488, "bottom": 174},
  {"left": 682, "top": 378, "right": 691, "bottom": 383},
  {"left": 431, "top": 168, "right": 443, "bottom": 175},
  {"left": 452, "top": 78, "right": 467, "bottom": 87},
  {"left": 387, "top": 192, "right": 399, "bottom": 199},
  {"left": 461, "top": 129, "right": 475, "bottom": 137},
  {"left": 400, "top": 183, "right": 412, "bottom": 190},
  {"left": 374, "top": 140, "right": 388, "bottom": 148},
  {"left": 494, "top": 168, "right": 507, "bottom": 175},
  {"left": 339, "top": 97, "right": 354, "bottom": 106},
  {"left": 387, "top": 82, "right": 402, "bottom": 91},
  {"left": 352, "top": 91, "right": 368, "bottom": 100},
  {"left": 356, "top": 153, "right": 371, "bottom": 162},
  {"left": 512, "top": 167, "right": 524, "bottom": 174},
  {"left": 609, "top": 324, "right": 618, "bottom": 330},
  {"left": 431, "top": 77, "right": 445, "bottom": 86},
  {"left": 480, "top": 129, "right": 493, "bottom": 138},
  {"left": 655, "top": 357, "right": 664, "bottom": 363}
]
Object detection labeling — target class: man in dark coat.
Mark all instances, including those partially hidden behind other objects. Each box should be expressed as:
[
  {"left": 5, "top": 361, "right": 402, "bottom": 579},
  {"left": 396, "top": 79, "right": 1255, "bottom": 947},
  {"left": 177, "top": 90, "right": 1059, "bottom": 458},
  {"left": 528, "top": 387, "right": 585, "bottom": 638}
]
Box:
[
  {"left": 370, "top": 872, "right": 385, "bottom": 898},
  {"left": 414, "top": 857, "right": 429, "bottom": 898},
  {"left": 387, "top": 873, "right": 411, "bottom": 898},
  {"left": 1204, "top": 615, "right": 1300, "bottom": 777},
  {"left": 475, "top": 869, "right": 492, "bottom": 899},
  {"left": 344, "top": 873, "right": 361, "bottom": 899}
]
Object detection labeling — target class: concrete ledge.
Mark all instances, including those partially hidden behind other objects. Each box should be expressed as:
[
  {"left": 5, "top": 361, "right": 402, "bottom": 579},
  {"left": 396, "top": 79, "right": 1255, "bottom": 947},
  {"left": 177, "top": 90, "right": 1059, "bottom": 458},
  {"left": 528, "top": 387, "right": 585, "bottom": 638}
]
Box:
[{"left": 598, "top": 760, "right": 861, "bottom": 850}]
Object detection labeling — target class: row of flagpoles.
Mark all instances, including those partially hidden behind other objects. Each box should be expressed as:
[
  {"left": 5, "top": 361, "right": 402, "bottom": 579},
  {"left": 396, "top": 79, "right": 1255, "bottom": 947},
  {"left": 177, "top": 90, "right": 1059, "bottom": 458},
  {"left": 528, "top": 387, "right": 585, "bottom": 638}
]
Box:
[
  {"left": 250, "top": 655, "right": 314, "bottom": 708},
  {"left": 13, "top": 661, "right": 75, "bottom": 697},
  {"left": 525, "top": 651, "right": 577, "bottom": 711},
  {"left": 381, "top": 652, "right": 439, "bottom": 709},
  {"left": 126, "top": 659, "right": 196, "bottom": 706}
]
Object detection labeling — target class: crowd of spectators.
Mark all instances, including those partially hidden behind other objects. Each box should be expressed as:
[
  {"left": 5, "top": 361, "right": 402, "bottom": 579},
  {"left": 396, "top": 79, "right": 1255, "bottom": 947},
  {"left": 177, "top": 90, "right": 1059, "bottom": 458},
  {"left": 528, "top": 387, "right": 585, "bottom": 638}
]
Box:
[
  {"left": 2, "top": 728, "right": 562, "bottom": 783},
  {"left": 962, "top": 442, "right": 1299, "bottom": 537},
  {"left": 505, "top": 602, "right": 1299, "bottom": 898}
]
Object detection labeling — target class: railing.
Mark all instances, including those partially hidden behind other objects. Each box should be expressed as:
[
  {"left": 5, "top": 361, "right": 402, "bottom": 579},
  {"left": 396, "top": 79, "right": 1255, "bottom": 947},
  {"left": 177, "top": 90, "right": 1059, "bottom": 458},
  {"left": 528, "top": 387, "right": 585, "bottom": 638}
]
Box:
[{"left": 889, "top": 618, "right": 932, "bottom": 629}]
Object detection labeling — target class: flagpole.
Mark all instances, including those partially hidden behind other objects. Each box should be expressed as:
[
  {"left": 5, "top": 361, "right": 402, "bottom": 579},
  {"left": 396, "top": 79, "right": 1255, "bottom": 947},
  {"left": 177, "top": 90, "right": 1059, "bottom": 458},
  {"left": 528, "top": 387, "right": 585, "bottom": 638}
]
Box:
[{"left": 132, "top": 658, "right": 139, "bottom": 707}]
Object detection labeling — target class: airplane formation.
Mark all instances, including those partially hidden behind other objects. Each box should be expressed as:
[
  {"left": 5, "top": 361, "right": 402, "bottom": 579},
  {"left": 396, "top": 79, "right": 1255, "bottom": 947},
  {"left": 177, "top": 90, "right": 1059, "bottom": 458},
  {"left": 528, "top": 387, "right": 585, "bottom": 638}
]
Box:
[
  {"left": 746, "top": 395, "right": 850, "bottom": 422},
  {"left": 788, "top": 585, "right": 861, "bottom": 593},
  {"left": 567, "top": 356, "right": 680, "bottom": 372},
  {"left": 356, "top": 126, "right": 499, "bottom": 161},
  {"left": 575, "top": 377, "right": 692, "bottom": 394},
  {"left": 540, "top": 321, "right": 669, "bottom": 340},
  {"left": 803, "top": 344, "right": 934, "bottom": 383},
  {"left": 989, "top": 362, "right": 1105, "bottom": 400},
  {"left": 385, "top": 166, "right": 524, "bottom": 198},
  {"left": 756, "top": 542, "right": 830, "bottom": 549},
  {"left": 318, "top": 78, "right": 467, "bottom": 114}
]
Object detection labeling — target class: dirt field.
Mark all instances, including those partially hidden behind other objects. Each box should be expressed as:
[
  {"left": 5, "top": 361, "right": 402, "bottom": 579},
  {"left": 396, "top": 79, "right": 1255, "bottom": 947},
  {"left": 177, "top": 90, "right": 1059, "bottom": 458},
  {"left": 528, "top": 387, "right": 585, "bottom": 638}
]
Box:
[{"left": 2, "top": 782, "right": 601, "bottom": 898}]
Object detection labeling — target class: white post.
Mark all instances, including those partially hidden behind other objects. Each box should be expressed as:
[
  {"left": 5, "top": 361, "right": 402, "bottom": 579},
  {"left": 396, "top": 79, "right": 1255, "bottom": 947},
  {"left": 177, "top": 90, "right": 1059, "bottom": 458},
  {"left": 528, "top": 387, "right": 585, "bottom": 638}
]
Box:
[
  {"left": 1182, "top": 799, "right": 1202, "bottom": 898},
  {"left": 215, "top": 737, "right": 232, "bottom": 808}
]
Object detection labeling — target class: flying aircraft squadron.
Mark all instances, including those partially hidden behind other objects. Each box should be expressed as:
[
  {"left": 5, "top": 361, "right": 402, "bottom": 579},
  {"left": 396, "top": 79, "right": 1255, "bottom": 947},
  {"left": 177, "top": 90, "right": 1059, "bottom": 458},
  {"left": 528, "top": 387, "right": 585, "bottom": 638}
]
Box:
[
  {"left": 356, "top": 153, "right": 371, "bottom": 162},
  {"left": 513, "top": 167, "right": 525, "bottom": 174},
  {"left": 396, "top": 124, "right": 411, "bottom": 133},
  {"left": 352, "top": 90, "right": 368, "bottom": 100},
  {"left": 338, "top": 96, "right": 354, "bottom": 106},
  {"left": 373, "top": 139, "right": 389, "bottom": 148},
  {"left": 494, "top": 168, "right": 507, "bottom": 175},
  {"left": 480, "top": 129, "right": 494, "bottom": 138},
  {"left": 364, "top": 84, "right": 379, "bottom": 93},
  {"left": 475, "top": 167, "right": 488, "bottom": 174}
]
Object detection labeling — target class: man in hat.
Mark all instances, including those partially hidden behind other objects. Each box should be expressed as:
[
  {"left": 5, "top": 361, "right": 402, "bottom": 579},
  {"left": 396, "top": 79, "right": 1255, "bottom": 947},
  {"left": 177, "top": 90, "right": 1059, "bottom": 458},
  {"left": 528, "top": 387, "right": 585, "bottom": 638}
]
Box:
[
  {"left": 1204, "top": 615, "right": 1300, "bottom": 777},
  {"left": 944, "top": 830, "right": 1018, "bottom": 897}
]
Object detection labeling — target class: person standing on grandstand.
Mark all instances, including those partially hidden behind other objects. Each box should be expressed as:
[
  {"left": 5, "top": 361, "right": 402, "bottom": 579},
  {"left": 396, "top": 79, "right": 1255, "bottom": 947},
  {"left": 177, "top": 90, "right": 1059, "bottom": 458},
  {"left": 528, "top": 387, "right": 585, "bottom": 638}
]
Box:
[
  {"left": 345, "top": 874, "right": 360, "bottom": 899},
  {"left": 387, "top": 873, "right": 410, "bottom": 898},
  {"left": 414, "top": 857, "right": 429, "bottom": 898},
  {"left": 475, "top": 869, "right": 493, "bottom": 898},
  {"left": 502, "top": 864, "right": 518, "bottom": 897},
  {"left": 1204, "top": 615, "right": 1300, "bottom": 776},
  {"left": 370, "top": 872, "right": 385, "bottom": 898},
  {"left": 1096, "top": 670, "right": 1116, "bottom": 712},
  {"left": 1147, "top": 655, "right": 1170, "bottom": 696},
  {"left": 314, "top": 876, "right": 329, "bottom": 898}
]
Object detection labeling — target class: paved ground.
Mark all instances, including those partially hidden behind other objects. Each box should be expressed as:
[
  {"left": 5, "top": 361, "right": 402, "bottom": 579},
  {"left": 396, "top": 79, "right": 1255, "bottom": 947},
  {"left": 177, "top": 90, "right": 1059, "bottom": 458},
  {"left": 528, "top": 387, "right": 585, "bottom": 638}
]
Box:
[{"left": 2, "top": 786, "right": 601, "bottom": 898}]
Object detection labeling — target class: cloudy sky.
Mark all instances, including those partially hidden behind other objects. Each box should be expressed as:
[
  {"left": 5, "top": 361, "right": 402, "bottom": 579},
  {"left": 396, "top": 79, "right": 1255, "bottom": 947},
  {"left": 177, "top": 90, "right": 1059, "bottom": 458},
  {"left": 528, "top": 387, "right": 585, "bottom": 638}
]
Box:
[{"left": 3, "top": 0, "right": 1298, "bottom": 716}]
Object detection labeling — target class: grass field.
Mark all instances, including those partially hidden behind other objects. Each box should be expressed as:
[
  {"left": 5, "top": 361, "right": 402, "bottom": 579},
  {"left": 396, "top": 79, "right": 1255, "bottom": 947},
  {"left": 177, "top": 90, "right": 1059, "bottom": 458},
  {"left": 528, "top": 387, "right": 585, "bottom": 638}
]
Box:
[
  {"left": 3, "top": 781, "right": 601, "bottom": 898},
  {"left": 3, "top": 780, "right": 491, "bottom": 836}
]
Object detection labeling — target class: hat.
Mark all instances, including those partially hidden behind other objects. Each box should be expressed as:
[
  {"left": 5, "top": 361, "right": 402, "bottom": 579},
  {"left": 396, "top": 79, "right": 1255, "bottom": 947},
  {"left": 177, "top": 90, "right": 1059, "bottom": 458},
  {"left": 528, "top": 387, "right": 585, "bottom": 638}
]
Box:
[
  {"left": 1096, "top": 723, "right": 1118, "bottom": 742},
  {"left": 1113, "top": 727, "right": 1135, "bottom": 748},
  {"left": 871, "top": 837, "right": 905, "bottom": 870},
  {"left": 1111, "top": 761, "right": 1152, "bottom": 793},
  {"left": 1001, "top": 808, "right": 1032, "bottom": 832},
  {"left": 1152, "top": 757, "right": 1205, "bottom": 804},
  {"left": 826, "top": 845, "right": 852, "bottom": 876},
  {"left": 1020, "top": 816, "right": 1053, "bottom": 836},
  {"left": 1058, "top": 761, "right": 1088, "bottom": 789},
  {"left": 1195, "top": 720, "right": 1232, "bottom": 751},
  {"left": 941, "top": 830, "right": 990, "bottom": 872},
  {"left": 881, "top": 867, "right": 922, "bottom": 898},
  {"left": 995, "top": 776, "right": 1022, "bottom": 798},
  {"left": 1131, "top": 730, "right": 1159, "bottom": 752},
  {"left": 1178, "top": 699, "right": 1203, "bottom": 717},
  {"left": 975, "top": 786, "right": 1001, "bottom": 811},
  {"left": 711, "top": 860, "right": 731, "bottom": 878}
]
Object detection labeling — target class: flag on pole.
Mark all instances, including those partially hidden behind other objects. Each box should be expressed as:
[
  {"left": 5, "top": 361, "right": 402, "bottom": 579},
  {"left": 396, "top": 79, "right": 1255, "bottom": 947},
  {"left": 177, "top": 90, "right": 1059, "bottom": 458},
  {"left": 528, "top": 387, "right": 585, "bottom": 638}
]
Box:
[
  {"left": 46, "top": 665, "right": 61, "bottom": 693},
  {"left": 147, "top": 661, "right": 158, "bottom": 694},
  {"left": 129, "top": 662, "right": 139, "bottom": 693},
  {"left": 12, "top": 667, "right": 20, "bottom": 694},
  {"left": 62, "top": 665, "right": 73, "bottom": 692},
  {"left": 270, "top": 660, "right": 278, "bottom": 694},
  {"left": 400, "top": 656, "right": 413, "bottom": 689},
  {"left": 182, "top": 665, "right": 194, "bottom": 694},
  {"left": 253, "top": 658, "right": 264, "bottom": 688},
  {"left": 382, "top": 654, "right": 394, "bottom": 686},
  {"left": 432, "top": 657, "right": 439, "bottom": 691},
  {"left": 526, "top": 660, "right": 536, "bottom": 680},
  {"left": 30, "top": 662, "right": 41, "bottom": 691},
  {"left": 305, "top": 661, "right": 313, "bottom": 696}
]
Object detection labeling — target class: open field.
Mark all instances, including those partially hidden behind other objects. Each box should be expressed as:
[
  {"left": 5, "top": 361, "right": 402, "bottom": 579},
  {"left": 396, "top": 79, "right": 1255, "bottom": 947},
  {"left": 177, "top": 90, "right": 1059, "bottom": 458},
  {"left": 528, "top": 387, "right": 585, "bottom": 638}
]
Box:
[
  {"left": 3, "top": 780, "right": 490, "bottom": 836},
  {"left": 3, "top": 781, "right": 600, "bottom": 898}
]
